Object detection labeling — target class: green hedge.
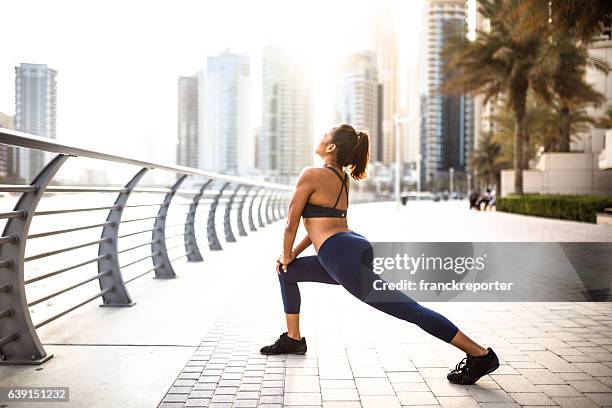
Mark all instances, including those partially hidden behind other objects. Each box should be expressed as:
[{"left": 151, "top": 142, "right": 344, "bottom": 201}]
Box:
[{"left": 497, "top": 194, "right": 612, "bottom": 223}]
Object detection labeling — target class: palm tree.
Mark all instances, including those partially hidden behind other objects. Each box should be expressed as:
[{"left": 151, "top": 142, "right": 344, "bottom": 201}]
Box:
[
  {"left": 444, "top": 0, "right": 544, "bottom": 194},
  {"left": 469, "top": 131, "right": 510, "bottom": 194},
  {"left": 596, "top": 105, "right": 612, "bottom": 129},
  {"left": 530, "top": 33, "right": 608, "bottom": 151},
  {"left": 489, "top": 98, "right": 553, "bottom": 166},
  {"left": 512, "top": 0, "right": 612, "bottom": 44},
  {"left": 491, "top": 97, "right": 595, "bottom": 158}
]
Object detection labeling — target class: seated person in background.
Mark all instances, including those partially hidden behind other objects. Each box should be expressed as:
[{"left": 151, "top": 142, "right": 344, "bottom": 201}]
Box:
[
  {"left": 469, "top": 190, "right": 481, "bottom": 210},
  {"left": 478, "top": 188, "right": 491, "bottom": 210},
  {"left": 487, "top": 189, "right": 496, "bottom": 210}
]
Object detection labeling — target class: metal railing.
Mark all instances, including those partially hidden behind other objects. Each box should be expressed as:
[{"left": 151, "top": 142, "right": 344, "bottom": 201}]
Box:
[{"left": 0, "top": 128, "right": 292, "bottom": 365}]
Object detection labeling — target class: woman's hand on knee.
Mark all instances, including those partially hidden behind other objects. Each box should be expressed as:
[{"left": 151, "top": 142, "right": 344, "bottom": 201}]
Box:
[{"left": 276, "top": 253, "right": 295, "bottom": 274}]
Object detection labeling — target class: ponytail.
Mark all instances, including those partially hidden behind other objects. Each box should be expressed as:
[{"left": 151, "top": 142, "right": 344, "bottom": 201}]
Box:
[
  {"left": 349, "top": 131, "right": 369, "bottom": 180},
  {"left": 330, "top": 123, "right": 370, "bottom": 181}
]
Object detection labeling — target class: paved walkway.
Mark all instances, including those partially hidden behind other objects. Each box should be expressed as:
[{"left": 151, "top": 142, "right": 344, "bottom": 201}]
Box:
[
  {"left": 159, "top": 202, "right": 612, "bottom": 408},
  {"left": 1, "top": 201, "right": 611, "bottom": 407}
]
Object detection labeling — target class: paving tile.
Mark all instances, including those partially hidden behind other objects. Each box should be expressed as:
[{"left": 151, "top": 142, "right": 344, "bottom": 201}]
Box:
[
  {"left": 424, "top": 379, "right": 470, "bottom": 397},
  {"left": 163, "top": 394, "right": 189, "bottom": 403},
  {"left": 212, "top": 387, "right": 237, "bottom": 395},
  {"left": 387, "top": 372, "right": 424, "bottom": 383},
  {"left": 259, "top": 387, "right": 284, "bottom": 396},
  {"left": 573, "top": 362, "right": 612, "bottom": 377},
  {"left": 583, "top": 392, "right": 612, "bottom": 406},
  {"left": 158, "top": 404, "right": 186, "bottom": 408},
  {"left": 517, "top": 368, "right": 565, "bottom": 385},
  {"left": 285, "top": 375, "right": 320, "bottom": 392},
  {"left": 233, "top": 400, "right": 258, "bottom": 408},
  {"left": 210, "top": 394, "right": 234, "bottom": 403},
  {"left": 259, "top": 395, "right": 284, "bottom": 404},
  {"left": 395, "top": 391, "right": 438, "bottom": 405},
  {"left": 508, "top": 392, "right": 556, "bottom": 405},
  {"left": 284, "top": 392, "right": 323, "bottom": 405},
  {"left": 552, "top": 396, "right": 599, "bottom": 408},
  {"left": 185, "top": 398, "right": 211, "bottom": 407},
  {"left": 436, "top": 396, "right": 480, "bottom": 408},
  {"left": 355, "top": 377, "right": 395, "bottom": 395},
  {"left": 352, "top": 366, "right": 387, "bottom": 378},
  {"left": 491, "top": 375, "right": 540, "bottom": 393},
  {"left": 235, "top": 391, "right": 259, "bottom": 399},
  {"left": 189, "top": 390, "right": 214, "bottom": 399},
  {"left": 536, "top": 384, "right": 581, "bottom": 397},
  {"left": 557, "top": 372, "right": 594, "bottom": 381},
  {"left": 321, "top": 402, "right": 361, "bottom": 408},
  {"left": 360, "top": 395, "right": 402, "bottom": 408},
  {"left": 568, "top": 380, "right": 612, "bottom": 393},
  {"left": 238, "top": 383, "right": 260, "bottom": 391},
  {"left": 321, "top": 388, "right": 360, "bottom": 401},
  {"left": 262, "top": 380, "right": 284, "bottom": 388},
  {"left": 320, "top": 380, "right": 356, "bottom": 389},
  {"left": 168, "top": 386, "right": 193, "bottom": 394},
  {"left": 286, "top": 367, "right": 319, "bottom": 376},
  {"left": 468, "top": 388, "right": 514, "bottom": 403},
  {"left": 392, "top": 382, "right": 430, "bottom": 392},
  {"left": 526, "top": 351, "right": 581, "bottom": 373}
]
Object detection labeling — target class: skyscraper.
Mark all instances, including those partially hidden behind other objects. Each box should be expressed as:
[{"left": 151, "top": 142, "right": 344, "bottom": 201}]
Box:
[
  {"left": 372, "top": 2, "right": 401, "bottom": 165},
  {"left": 335, "top": 51, "right": 380, "bottom": 156},
  {"left": 177, "top": 75, "right": 199, "bottom": 170},
  {"left": 199, "top": 51, "right": 253, "bottom": 175},
  {"left": 14, "top": 63, "right": 57, "bottom": 183},
  {"left": 260, "top": 45, "right": 313, "bottom": 182},
  {"left": 0, "top": 112, "right": 15, "bottom": 182},
  {"left": 423, "top": 0, "right": 474, "bottom": 190}
]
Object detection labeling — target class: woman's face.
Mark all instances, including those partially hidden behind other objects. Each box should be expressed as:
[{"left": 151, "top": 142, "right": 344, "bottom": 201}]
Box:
[{"left": 315, "top": 129, "right": 335, "bottom": 158}]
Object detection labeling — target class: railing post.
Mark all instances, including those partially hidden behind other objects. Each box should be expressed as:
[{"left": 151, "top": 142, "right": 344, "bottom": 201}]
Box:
[
  {"left": 273, "top": 190, "right": 283, "bottom": 222},
  {"left": 223, "top": 184, "right": 240, "bottom": 243},
  {"left": 98, "top": 167, "right": 148, "bottom": 307},
  {"left": 257, "top": 189, "right": 269, "bottom": 228},
  {"left": 281, "top": 193, "right": 289, "bottom": 218},
  {"left": 0, "top": 153, "right": 69, "bottom": 365},
  {"left": 236, "top": 185, "right": 252, "bottom": 237},
  {"left": 265, "top": 189, "right": 275, "bottom": 224},
  {"left": 248, "top": 187, "right": 262, "bottom": 232},
  {"left": 269, "top": 191, "right": 277, "bottom": 222},
  {"left": 274, "top": 191, "right": 284, "bottom": 221},
  {"left": 207, "top": 181, "right": 229, "bottom": 251},
  {"left": 185, "top": 179, "right": 212, "bottom": 262},
  {"left": 151, "top": 174, "right": 188, "bottom": 279}
]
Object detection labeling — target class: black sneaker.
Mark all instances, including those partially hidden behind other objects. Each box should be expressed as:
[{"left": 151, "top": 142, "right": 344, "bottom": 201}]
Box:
[
  {"left": 260, "top": 332, "right": 307, "bottom": 355},
  {"left": 447, "top": 347, "right": 500, "bottom": 385}
]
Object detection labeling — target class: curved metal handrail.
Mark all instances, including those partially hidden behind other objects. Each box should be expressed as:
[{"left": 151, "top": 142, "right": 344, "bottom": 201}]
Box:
[
  {"left": 0, "top": 127, "right": 291, "bottom": 190},
  {"left": 0, "top": 128, "right": 292, "bottom": 365}
]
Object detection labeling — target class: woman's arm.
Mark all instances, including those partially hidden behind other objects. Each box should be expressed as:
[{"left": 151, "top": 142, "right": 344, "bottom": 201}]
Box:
[
  {"left": 292, "top": 235, "right": 312, "bottom": 258},
  {"left": 281, "top": 167, "right": 316, "bottom": 265}
]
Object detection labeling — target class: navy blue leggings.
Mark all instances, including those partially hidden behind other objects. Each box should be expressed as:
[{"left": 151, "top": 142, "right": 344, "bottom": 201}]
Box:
[{"left": 278, "top": 231, "right": 459, "bottom": 343}]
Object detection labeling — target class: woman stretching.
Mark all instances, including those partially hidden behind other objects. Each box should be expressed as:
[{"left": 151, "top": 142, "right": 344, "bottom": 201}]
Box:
[{"left": 260, "top": 124, "right": 500, "bottom": 385}]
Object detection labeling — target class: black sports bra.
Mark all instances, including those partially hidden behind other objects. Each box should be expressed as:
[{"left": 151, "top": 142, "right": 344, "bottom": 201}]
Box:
[{"left": 302, "top": 164, "right": 349, "bottom": 218}]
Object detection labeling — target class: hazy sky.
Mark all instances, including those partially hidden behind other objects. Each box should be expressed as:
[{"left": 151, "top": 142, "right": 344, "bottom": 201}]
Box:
[{"left": 1, "top": 0, "right": 436, "bottom": 168}]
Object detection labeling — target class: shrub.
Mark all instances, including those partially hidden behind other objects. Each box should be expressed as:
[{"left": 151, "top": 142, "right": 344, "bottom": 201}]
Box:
[{"left": 497, "top": 194, "right": 612, "bottom": 223}]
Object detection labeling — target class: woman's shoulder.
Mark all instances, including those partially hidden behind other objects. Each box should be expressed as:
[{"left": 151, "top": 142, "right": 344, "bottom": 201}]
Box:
[{"left": 299, "top": 165, "right": 327, "bottom": 177}]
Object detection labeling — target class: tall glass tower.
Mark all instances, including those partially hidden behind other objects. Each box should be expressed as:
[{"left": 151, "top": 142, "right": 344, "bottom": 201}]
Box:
[
  {"left": 424, "top": 0, "right": 474, "bottom": 191},
  {"left": 199, "top": 51, "right": 252, "bottom": 175},
  {"left": 14, "top": 63, "right": 57, "bottom": 183}
]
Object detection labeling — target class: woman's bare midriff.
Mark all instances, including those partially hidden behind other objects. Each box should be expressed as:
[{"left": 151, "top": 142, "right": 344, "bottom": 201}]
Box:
[{"left": 303, "top": 217, "right": 352, "bottom": 253}]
